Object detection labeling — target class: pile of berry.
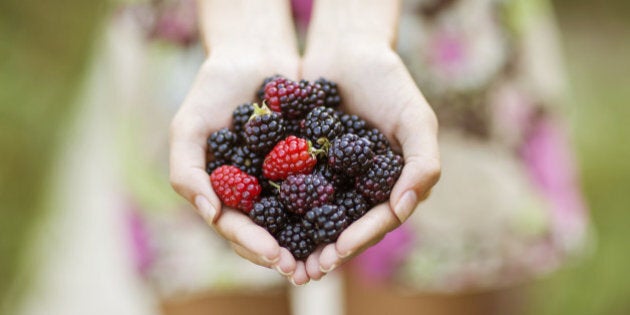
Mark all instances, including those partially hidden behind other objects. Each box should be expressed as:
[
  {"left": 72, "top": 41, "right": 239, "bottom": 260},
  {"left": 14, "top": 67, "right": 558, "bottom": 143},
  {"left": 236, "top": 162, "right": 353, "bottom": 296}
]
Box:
[{"left": 207, "top": 75, "right": 404, "bottom": 260}]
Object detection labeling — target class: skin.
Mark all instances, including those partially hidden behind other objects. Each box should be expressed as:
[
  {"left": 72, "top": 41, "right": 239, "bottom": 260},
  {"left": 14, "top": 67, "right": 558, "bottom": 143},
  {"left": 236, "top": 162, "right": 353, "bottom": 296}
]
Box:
[{"left": 169, "top": 0, "right": 441, "bottom": 285}]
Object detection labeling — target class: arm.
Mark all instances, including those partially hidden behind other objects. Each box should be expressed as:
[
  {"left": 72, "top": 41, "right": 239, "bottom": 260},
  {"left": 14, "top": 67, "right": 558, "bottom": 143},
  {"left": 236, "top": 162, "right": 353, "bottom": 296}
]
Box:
[
  {"left": 169, "top": 0, "right": 308, "bottom": 284},
  {"left": 302, "top": 0, "right": 441, "bottom": 279}
]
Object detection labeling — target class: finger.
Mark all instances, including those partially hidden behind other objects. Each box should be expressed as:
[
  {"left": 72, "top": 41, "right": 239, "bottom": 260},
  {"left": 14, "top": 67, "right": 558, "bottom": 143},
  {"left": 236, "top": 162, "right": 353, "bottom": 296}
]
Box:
[
  {"left": 275, "top": 248, "right": 297, "bottom": 277},
  {"left": 318, "top": 203, "right": 400, "bottom": 273},
  {"left": 230, "top": 242, "right": 273, "bottom": 268},
  {"left": 169, "top": 105, "right": 222, "bottom": 221},
  {"left": 305, "top": 247, "right": 326, "bottom": 280},
  {"left": 390, "top": 102, "right": 441, "bottom": 222},
  {"left": 213, "top": 207, "right": 281, "bottom": 264},
  {"left": 290, "top": 261, "right": 310, "bottom": 286}
]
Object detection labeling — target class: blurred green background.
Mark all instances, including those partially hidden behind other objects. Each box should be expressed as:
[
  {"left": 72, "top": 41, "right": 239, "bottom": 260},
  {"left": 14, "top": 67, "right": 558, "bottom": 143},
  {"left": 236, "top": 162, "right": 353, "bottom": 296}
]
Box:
[{"left": 0, "top": 0, "right": 628, "bottom": 314}]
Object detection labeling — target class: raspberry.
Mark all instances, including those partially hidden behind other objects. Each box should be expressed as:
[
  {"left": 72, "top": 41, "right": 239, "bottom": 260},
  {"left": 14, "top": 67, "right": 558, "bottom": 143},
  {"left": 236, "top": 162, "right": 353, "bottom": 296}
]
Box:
[
  {"left": 249, "top": 196, "right": 289, "bottom": 235},
  {"left": 208, "top": 128, "right": 237, "bottom": 162},
  {"left": 315, "top": 78, "right": 341, "bottom": 108},
  {"left": 264, "top": 77, "right": 322, "bottom": 119},
  {"left": 355, "top": 153, "right": 404, "bottom": 205},
  {"left": 363, "top": 128, "right": 391, "bottom": 155},
  {"left": 257, "top": 75, "right": 280, "bottom": 101},
  {"left": 302, "top": 205, "right": 348, "bottom": 244},
  {"left": 244, "top": 103, "right": 286, "bottom": 154},
  {"left": 262, "top": 136, "right": 321, "bottom": 180},
  {"left": 276, "top": 222, "right": 316, "bottom": 260},
  {"left": 206, "top": 159, "right": 226, "bottom": 174},
  {"left": 334, "top": 190, "right": 369, "bottom": 223},
  {"left": 232, "top": 103, "right": 255, "bottom": 141},
  {"left": 279, "top": 173, "right": 334, "bottom": 215},
  {"left": 338, "top": 113, "right": 368, "bottom": 137},
  {"left": 328, "top": 133, "right": 375, "bottom": 177},
  {"left": 315, "top": 161, "right": 353, "bottom": 191},
  {"left": 231, "top": 146, "right": 263, "bottom": 177},
  {"left": 210, "top": 165, "right": 262, "bottom": 213},
  {"left": 301, "top": 106, "right": 343, "bottom": 143}
]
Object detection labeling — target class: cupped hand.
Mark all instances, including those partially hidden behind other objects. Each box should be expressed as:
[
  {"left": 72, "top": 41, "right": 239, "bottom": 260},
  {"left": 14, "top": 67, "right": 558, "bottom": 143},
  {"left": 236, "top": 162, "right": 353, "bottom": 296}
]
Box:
[
  {"left": 301, "top": 43, "right": 441, "bottom": 280},
  {"left": 169, "top": 51, "right": 311, "bottom": 285}
]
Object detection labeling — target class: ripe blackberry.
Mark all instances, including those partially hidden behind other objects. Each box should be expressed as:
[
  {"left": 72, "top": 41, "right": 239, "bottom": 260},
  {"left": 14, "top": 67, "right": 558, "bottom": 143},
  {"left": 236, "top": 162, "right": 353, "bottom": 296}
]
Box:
[
  {"left": 264, "top": 77, "right": 322, "bottom": 119},
  {"left": 232, "top": 103, "right": 255, "bottom": 140},
  {"left": 334, "top": 191, "right": 369, "bottom": 223},
  {"left": 206, "top": 159, "right": 226, "bottom": 174},
  {"left": 315, "top": 78, "right": 341, "bottom": 108},
  {"left": 363, "top": 128, "right": 391, "bottom": 155},
  {"left": 338, "top": 113, "right": 368, "bottom": 137},
  {"left": 285, "top": 118, "right": 302, "bottom": 137},
  {"left": 315, "top": 161, "right": 353, "bottom": 191},
  {"left": 301, "top": 106, "right": 343, "bottom": 142},
  {"left": 231, "top": 146, "right": 263, "bottom": 177},
  {"left": 244, "top": 103, "right": 286, "bottom": 154},
  {"left": 257, "top": 75, "right": 280, "bottom": 101},
  {"left": 328, "top": 133, "right": 375, "bottom": 177},
  {"left": 208, "top": 128, "right": 238, "bottom": 161},
  {"left": 276, "top": 222, "right": 315, "bottom": 260},
  {"left": 279, "top": 173, "right": 334, "bottom": 215},
  {"left": 249, "top": 196, "right": 289, "bottom": 235},
  {"left": 302, "top": 205, "right": 348, "bottom": 244},
  {"left": 355, "top": 153, "right": 404, "bottom": 205}
]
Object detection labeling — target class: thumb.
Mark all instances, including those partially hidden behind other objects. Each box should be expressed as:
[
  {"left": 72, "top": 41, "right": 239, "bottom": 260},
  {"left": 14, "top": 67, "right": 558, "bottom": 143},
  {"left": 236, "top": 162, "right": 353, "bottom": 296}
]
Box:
[
  {"left": 169, "top": 111, "right": 222, "bottom": 223},
  {"left": 389, "top": 103, "right": 441, "bottom": 222}
]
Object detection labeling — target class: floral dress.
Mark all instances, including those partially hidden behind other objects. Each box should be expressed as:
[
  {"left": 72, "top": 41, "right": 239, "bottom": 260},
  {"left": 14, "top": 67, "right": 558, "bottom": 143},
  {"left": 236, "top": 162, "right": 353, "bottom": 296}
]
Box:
[{"left": 111, "top": 0, "right": 589, "bottom": 299}]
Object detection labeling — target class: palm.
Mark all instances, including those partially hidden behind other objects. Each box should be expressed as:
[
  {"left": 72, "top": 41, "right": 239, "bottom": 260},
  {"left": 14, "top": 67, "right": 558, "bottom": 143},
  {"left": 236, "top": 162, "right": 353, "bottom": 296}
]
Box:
[{"left": 301, "top": 48, "right": 441, "bottom": 278}]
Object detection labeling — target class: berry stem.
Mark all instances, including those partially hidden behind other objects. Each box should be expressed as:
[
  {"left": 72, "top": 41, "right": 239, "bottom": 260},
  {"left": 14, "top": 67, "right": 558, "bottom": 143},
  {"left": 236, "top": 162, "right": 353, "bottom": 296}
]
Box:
[{"left": 248, "top": 102, "right": 272, "bottom": 122}]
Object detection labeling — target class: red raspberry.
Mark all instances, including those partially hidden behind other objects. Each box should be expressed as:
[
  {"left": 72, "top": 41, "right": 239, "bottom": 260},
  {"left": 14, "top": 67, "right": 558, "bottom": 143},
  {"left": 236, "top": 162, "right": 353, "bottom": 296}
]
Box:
[
  {"left": 210, "top": 165, "right": 262, "bottom": 213},
  {"left": 262, "top": 136, "right": 320, "bottom": 180}
]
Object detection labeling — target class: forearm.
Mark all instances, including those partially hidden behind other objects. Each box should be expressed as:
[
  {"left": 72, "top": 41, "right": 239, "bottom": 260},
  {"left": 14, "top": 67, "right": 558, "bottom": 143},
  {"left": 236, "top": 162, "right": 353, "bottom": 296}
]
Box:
[
  {"left": 198, "top": 0, "right": 297, "bottom": 57},
  {"left": 306, "top": 0, "right": 401, "bottom": 52}
]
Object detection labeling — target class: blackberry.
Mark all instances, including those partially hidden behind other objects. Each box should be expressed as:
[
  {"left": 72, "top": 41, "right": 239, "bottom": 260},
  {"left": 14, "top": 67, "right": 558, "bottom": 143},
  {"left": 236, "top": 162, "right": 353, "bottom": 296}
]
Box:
[
  {"left": 244, "top": 103, "right": 286, "bottom": 154},
  {"left": 355, "top": 153, "right": 404, "bottom": 205},
  {"left": 301, "top": 106, "right": 343, "bottom": 142},
  {"left": 257, "top": 75, "right": 280, "bottom": 101},
  {"left": 315, "top": 78, "right": 341, "bottom": 108},
  {"left": 338, "top": 113, "right": 368, "bottom": 137},
  {"left": 285, "top": 118, "right": 302, "bottom": 137},
  {"left": 328, "top": 133, "right": 374, "bottom": 177},
  {"left": 334, "top": 191, "right": 369, "bottom": 222},
  {"left": 249, "top": 196, "right": 289, "bottom": 235},
  {"left": 264, "top": 77, "right": 322, "bottom": 119},
  {"left": 232, "top": 103, "right": 255, "bottom": 141},
  {"left": 208, "top": 128, "right": 237, "bottom": 161},
  {"left": 302, "top": 205, "right": 348, "bottom": 244},
  {"left": 206, "top": 159, "right": 226, "bottom": 174},
  {"left": 315, "top": 161, "right": 353, "bottom": 191},
  {"left": 279, "top": 173, "right": 335, "bottom": 215},
  {"left": 276, "top": 222, "right": 316, "bottom": 260},
  {"left": 231, "top": 146, "right": 263, "bottom": 177},
  {"left": 363, "top": 128, "right": 391, "bottom": 155}
]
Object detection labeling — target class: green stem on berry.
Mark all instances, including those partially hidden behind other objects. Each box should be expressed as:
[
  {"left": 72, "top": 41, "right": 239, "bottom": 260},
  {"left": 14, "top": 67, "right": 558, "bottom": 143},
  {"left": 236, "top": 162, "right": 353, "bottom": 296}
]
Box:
[
  {"left": 308, "top": 139, "right": 328, "bottom": 158},
  {"left": 268, "top": 180, "right": 281, "bottom": 191},
  {"left": 248, "top": 102, "right": 272, "bottom": 122}
]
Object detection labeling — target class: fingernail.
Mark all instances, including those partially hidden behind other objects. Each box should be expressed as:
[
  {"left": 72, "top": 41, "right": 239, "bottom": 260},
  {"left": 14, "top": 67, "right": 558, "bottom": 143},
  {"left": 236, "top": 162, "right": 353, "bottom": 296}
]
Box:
[
  {"left": 394, "top": 191, "right": 417, "bottom": 222},
  {"left": 260, "top": 255, "right": 280, "bottom": 264},
  {"left": 288, "top": 277, "right": 307, "bottom": 286},
  {"left": 195, "top": 195, "right": 216, "bottom": 223},
  {"left": 274, "top": 264, "right": 293, "bottom": 276},
  {"left": 339, "top": 250, "right": 353, "bottom": 259},
  {"left": 319, "top": 263, "right": 337, "bottom": 274}
]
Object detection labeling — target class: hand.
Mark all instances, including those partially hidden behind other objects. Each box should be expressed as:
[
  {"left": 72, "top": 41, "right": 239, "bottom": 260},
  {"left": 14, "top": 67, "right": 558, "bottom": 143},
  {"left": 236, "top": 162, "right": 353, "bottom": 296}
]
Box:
[
  {"left": 301, "top": 43, "right": 441, "bottom": 279},
  {"left": 168, "top": 51, "right": 311, "bottom": 285}
]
